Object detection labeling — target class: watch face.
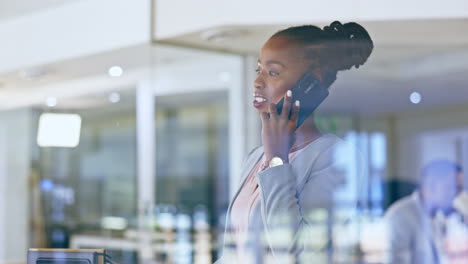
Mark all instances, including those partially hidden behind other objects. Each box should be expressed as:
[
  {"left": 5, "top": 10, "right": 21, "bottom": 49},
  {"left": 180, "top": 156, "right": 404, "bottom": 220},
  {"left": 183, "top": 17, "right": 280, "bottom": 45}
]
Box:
[{"left": 269, "top": 157, "right": 284, "bottom": 167}]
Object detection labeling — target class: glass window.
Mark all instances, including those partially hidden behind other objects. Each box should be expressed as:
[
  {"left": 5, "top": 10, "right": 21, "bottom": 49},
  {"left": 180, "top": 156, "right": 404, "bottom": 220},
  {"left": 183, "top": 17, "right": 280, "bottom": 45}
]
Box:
[{"left": 30, "top": 89, "right": 138, "bottom": 249}]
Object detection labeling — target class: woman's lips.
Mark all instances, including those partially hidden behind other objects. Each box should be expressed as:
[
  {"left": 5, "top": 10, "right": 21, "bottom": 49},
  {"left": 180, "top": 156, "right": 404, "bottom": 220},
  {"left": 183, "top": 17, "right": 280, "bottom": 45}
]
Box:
[{"left": 253, "top": 93, "right": 268, "bottom": 108}]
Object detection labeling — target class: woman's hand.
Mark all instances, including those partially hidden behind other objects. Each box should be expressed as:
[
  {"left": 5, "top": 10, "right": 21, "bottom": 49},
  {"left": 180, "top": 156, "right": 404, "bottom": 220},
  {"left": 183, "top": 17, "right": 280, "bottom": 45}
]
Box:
[{"left": 261, "top": 90, "right": 300, "bottom": 163}]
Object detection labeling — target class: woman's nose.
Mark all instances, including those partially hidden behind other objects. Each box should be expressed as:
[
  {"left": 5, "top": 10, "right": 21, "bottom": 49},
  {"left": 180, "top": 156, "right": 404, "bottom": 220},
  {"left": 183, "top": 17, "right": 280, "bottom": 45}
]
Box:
[{"left": 254, "top": 75, "right": 265, "bottom": 90}]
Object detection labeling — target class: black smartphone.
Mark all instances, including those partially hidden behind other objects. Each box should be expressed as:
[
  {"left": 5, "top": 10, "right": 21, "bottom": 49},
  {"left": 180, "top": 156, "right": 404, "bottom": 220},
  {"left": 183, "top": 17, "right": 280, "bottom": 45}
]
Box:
[{"left": 276, "top": 72, "right": 329, "bottom": 129}]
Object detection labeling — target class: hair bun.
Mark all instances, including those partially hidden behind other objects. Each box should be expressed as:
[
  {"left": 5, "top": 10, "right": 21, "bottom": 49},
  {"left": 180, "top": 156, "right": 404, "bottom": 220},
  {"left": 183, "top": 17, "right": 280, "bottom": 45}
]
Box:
[
  {"left": 323, "top": 21, "right": 345, "bottom": 35},
  {"left": 323, "top": 21, "right": 374, "bottom": 71}
]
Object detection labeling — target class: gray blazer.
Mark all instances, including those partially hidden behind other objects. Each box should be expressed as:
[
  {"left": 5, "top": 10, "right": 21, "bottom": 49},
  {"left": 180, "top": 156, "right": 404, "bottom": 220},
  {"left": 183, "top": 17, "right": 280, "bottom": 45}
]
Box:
[
  {"left": 384, "top": 191, "right": 440, "bottom": 264},
  {"left": 215, "top": 134, "right": 351, "bottom": 263}
]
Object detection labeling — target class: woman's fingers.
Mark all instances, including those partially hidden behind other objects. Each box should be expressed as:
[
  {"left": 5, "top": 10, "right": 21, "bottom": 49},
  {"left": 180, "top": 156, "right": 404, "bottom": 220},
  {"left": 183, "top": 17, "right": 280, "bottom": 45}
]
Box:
[
  {"left": 281, "top": 90, "right": 292, "bottom": 119},
  {"left": 268, "top": 102, "right": 278, "bottom": 120},
  {"left": 260, "top": 112, "right": 269, "bottom": 123},
  {"left": 290, "top": 100, "right": 300, "bottom": 124}
]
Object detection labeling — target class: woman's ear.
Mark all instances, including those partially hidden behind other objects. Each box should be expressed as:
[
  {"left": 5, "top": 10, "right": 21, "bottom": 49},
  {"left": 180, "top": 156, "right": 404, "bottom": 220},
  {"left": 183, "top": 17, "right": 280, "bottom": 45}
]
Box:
[
  {"left": 308, "top": 67, "right": 325, "bottom": 83},
  {"left": 309, "top": 67, "right": 337, "bottom": 88}
]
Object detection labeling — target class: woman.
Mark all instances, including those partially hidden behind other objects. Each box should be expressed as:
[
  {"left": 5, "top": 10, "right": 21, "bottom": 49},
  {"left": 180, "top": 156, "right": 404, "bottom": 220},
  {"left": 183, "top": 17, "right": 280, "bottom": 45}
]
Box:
[{"left": 216, "top": 21, "right": 373, "bottom": 264}]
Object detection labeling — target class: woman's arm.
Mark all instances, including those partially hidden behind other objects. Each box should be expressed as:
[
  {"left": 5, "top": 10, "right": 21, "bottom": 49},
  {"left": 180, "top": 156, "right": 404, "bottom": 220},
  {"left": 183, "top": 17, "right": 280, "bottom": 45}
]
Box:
[{"left": 255, "top": 143, "right": 344, "bottom": 262}]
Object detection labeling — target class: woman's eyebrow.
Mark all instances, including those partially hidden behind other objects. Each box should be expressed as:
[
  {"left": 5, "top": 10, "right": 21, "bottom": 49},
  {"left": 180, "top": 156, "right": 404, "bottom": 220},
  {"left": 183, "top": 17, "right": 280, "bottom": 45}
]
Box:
[{"left": 257, "top": 59, "right": 286, "bottom": 68}]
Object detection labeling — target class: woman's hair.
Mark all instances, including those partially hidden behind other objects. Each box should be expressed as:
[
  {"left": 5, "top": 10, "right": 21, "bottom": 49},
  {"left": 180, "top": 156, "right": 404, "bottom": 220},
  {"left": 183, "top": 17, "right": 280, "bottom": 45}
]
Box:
[{"left": 272, "top": 21, "right": 373, "bottom": 87}]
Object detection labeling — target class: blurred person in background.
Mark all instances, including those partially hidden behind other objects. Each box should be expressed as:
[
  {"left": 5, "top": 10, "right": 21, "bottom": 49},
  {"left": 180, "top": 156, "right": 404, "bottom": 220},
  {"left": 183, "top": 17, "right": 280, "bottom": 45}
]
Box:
[
  {"left": 215, "top": 21, "right": 373, "bottom": 264},
  {"left": 384, "top": 160, "right": 468, "bottom": 264}
]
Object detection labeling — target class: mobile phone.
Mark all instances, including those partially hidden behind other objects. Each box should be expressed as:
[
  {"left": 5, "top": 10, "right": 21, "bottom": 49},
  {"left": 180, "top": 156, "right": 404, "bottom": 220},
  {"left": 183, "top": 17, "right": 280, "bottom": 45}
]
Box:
[{"left": 276, "top": 72, "right": 329, "bottom": 129}]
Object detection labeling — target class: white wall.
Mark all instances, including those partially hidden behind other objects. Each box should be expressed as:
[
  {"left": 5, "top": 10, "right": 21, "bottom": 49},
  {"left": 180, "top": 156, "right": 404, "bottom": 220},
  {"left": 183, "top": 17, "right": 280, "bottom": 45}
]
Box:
[
  {"left": 420, "top": 128, "right": 468, "bottom": 167},
  {"left": 0, "top": 125, "right": 5, "bottom": 261},
  {"left": 0, "top": 0, "right": 151, "bottom": 73},
  {"left": 0, "top": 109, "right": 32, "bottom": 263},
  {"left": 394, "top": 105, "right": 468, "bottom": 182},
  {"left": 358, "top": 104, "right": 468, "bottom": 183},
  {"left": 2, "top": 0, "right": 467, "bottom": 73},
  {"left": 155, "top": 0, "right": 468, "bottom": 39}
]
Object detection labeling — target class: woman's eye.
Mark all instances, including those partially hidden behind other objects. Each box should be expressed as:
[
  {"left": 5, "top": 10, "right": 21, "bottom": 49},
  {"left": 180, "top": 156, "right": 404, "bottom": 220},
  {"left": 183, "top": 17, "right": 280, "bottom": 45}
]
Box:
[
  {"left": 255, "top": 68, "right": 261, "bottom": 75},
  {"left": 269, "top": 71, "right": 279, "bottom": 76}
]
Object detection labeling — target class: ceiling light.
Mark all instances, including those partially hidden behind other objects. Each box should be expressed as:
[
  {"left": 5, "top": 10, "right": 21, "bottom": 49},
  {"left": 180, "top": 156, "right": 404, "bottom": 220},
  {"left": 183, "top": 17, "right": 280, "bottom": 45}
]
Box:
[
  {"left": 108, "top": 92, "right": 121, "bottom": 103},
  {"left": 46, "top": 97, "right": 57, "bottom": 107},
  {"left": 200, "top": 28, "right": 247, "bottom": 43},
  {"left": 37, "top": 113, "right": 82, "bottom": 148},
  {"left": 410, "top": 92, "right": 421, "bottom": 104},
  {"left": 108, "top": 66, "right": 123, "bottom": 77},
  {"left": 20, "top": 68, "right": 48, "bottom": 80}
]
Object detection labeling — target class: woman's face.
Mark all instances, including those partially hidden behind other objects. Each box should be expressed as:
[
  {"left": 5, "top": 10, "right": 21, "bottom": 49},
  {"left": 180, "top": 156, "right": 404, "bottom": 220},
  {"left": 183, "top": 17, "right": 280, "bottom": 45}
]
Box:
[{"left": 253, "top": 36, "right": 319, "bottom": 113}]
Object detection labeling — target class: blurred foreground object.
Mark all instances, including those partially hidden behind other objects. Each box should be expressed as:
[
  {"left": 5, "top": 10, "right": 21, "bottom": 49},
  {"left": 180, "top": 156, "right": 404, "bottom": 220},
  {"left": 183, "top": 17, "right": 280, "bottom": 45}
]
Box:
[
  {"left": 27, "top": 248, "right": 106, "bottom": 264},
  {"left": 453, "top": 191, "right": 468, "bottom": 217}
]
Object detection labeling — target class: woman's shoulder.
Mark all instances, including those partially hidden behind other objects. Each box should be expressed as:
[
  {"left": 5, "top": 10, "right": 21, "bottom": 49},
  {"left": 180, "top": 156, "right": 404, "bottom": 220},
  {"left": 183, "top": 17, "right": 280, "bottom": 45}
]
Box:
[
  {"left": 299, "top": 133, "right": 344, "bottom": 156},
  {"left": 296, "top": 133, "right": 360, "bottom": 174},
  {"left": 244, "top": 134, "right": 344, "bottom": 158},
  {"left": 315, "top": 133, "right": 343, "bottom": 147},
  {"left": 243, "top": 133, "right": 350, "bottom": 166}
]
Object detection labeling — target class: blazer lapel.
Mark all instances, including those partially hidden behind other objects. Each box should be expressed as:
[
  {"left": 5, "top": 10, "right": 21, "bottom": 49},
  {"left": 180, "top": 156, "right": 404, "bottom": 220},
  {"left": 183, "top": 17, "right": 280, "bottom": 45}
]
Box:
[{"left": 229, "top": 147, "right": 264, "bottom": 210}]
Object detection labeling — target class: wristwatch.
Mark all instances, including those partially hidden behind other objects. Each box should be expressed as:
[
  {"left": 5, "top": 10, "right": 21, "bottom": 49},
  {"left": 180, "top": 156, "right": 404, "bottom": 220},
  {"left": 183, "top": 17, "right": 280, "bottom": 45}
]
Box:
[
  {"left": 261, "top": 156, "right": 285, "bottom": 171},
  {"left": 268, "top": 156, "right": 284, "bottom": 168}
]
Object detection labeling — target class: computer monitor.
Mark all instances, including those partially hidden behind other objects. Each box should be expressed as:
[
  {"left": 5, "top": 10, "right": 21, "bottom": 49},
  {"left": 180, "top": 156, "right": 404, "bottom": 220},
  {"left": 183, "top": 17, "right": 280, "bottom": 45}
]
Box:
[{"left": 28, "top": 249, "right": 106, "bottom": 264}]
